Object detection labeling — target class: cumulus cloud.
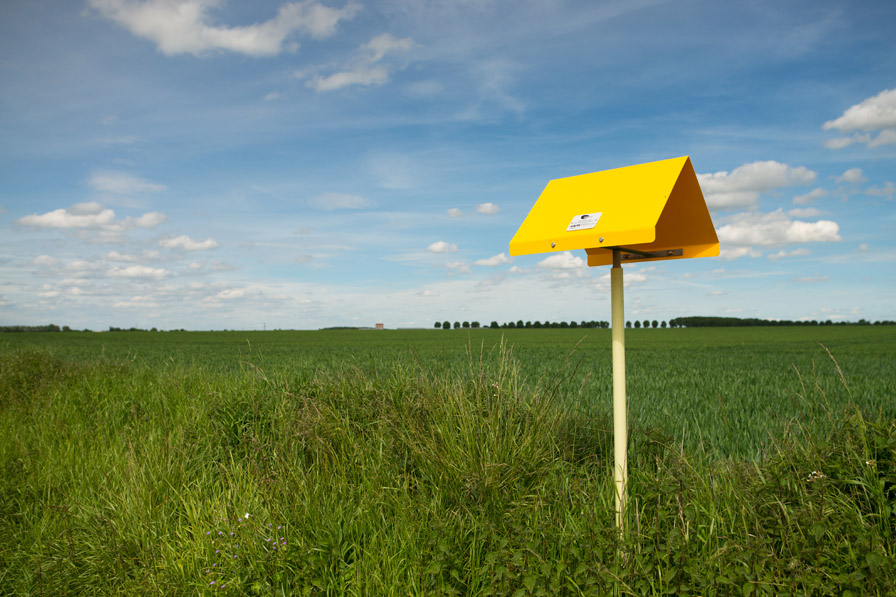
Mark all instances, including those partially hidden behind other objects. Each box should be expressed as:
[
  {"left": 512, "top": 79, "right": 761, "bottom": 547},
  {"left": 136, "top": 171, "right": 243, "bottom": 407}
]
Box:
[
  {"left": 824, "top": 88, "right": 896, "bottom": 132},
  {"left": 31, "top": 255, "right": 58, "bottom": 266},
  {"left": 160, "top": 235, "right": 219, "bottom": 251},
  {"left": 446, "top": 208, "right": 463, "bottom": 217},
  {"left": 475, "top": 202, "right": 500, "bottom": 215},
  {"left": 89, "top": 0, "right": 360, "bottom": 57},
  {"left": 307, "top": 192, "right": 372, "bottom": 210},
  {"left": 474, "top": 252, "right": 511, "bottom": 266},
  {"left": 718, "top": 247, "right": 762, "bottom": 260},
  {"left": 16, "top": 202, "right": 165, "bottom": 231},
  {"left": 89, "top": 170, "right": 166, "bottom": 194},
  {"left": 114, "top": 296, "right": 161, "bottom": 308},
  {"left": 865, "top": 181, "right": 895, "bottom": 200},
  {"left": 768, "top": 248, "right": 810, "bottom": 261},
  {"left": 697, "top": 161, "right": 816, "bottom": 209},
  {"left": 793, "top": 188, "right": 827, "bottom": 205},
  {"left": 716, "top": 209, "right": 840, "bottom": 248},
  {"left": 107, "top": 265, "right": 170, "bottom": 279},
  {"left": 428, "top": 241, "right": 457, "bottom": 253},
  {"left": 307, "top": 33, "right": 415, "bottom": 91},
  {"left": 17, "top": 202, "right": 114, "bottom": 229},
  {"left": 132, "top": 212, "right": 167, "bottom": 227},
  {"left": 65, "top": 260, "right": 103, "bottom": 275},
  {"left": 835, "top": 168, "right": 867, "bottom": 184},
  {"left": 445, "top": 261, "right": 471, "bottom": 274},
  {"left": 537, "top": 251, "right": 585, "bottom": 270},
  {"left": 215, "top": 289, "right": 246, "bottom": 300},
  {"left": 823, "top": 88, "right": 896, "bottom": 149}
]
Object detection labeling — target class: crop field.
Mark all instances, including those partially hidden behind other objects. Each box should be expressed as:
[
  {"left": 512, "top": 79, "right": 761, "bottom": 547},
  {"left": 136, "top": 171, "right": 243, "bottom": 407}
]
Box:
[{"left": 1, "top": 326, "right": 895, "bottom": 595}]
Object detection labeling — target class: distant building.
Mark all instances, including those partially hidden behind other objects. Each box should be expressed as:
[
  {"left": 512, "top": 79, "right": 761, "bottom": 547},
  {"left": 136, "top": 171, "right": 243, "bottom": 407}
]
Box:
[{"left": 375, "top": 323, "right": 385, "bottom": 330}]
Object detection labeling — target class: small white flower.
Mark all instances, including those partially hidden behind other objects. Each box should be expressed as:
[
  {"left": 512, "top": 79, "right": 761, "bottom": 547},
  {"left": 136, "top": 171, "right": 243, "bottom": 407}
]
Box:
[{"left": 244, "top": 513, "right": 250, "bottom": 519}]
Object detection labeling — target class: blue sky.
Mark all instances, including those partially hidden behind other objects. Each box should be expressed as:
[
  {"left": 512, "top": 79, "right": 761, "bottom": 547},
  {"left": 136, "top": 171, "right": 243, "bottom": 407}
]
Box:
[{"left": 1, "top": 0, "right": 894, "bottom": 330}]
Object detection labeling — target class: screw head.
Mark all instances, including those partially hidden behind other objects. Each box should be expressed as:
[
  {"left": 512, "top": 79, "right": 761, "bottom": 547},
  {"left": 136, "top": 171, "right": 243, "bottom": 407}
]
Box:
[
  {"left": 599, "top": 237, "right": 604, "bottom": 243},
  {"left": 550, "top": 242, "right": 556, "bottom": 248}
]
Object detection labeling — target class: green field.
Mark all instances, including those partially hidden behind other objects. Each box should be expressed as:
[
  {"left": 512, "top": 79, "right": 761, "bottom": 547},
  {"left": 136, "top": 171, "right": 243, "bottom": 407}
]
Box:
[{"left": 1, "top": 327, "right": 894, "bottom": 594}]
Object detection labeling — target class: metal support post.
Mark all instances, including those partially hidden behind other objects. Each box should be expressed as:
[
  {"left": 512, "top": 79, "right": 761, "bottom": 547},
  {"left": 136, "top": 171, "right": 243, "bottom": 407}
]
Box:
[{"left": 610, "top": 249, "right": 628, "bottom": 534}]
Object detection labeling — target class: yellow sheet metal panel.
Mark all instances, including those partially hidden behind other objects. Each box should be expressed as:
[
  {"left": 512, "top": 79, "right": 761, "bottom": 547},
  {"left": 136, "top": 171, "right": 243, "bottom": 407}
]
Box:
[
  {"left": 585, "top": 157, "right": 719, "bottom": 266},
  {"left": 509, "top": 156, "right": 719, "bottom": 266}
]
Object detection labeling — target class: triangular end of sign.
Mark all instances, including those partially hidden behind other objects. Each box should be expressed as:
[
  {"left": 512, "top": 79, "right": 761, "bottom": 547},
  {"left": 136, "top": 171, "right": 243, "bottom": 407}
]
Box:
[{"left": 586, "top": 157, "right": 719, "bottom": 266}]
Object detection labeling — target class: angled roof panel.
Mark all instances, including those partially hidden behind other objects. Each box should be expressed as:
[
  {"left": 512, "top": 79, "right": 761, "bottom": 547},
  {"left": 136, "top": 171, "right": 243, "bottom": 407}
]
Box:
[{"left": 509, "top": 156, "right": 719, "bottom": 266}]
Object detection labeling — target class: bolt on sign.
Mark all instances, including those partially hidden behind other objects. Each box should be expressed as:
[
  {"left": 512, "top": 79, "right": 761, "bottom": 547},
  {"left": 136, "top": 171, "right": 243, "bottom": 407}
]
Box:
[{"left": 508, "top": 155, "right": 719, "bottom": 534}]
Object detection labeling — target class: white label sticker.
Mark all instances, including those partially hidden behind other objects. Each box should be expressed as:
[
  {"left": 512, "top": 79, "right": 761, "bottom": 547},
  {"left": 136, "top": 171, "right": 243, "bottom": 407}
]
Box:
[{"left": 566, "top": 212, "right": 602, "bottom": 232}]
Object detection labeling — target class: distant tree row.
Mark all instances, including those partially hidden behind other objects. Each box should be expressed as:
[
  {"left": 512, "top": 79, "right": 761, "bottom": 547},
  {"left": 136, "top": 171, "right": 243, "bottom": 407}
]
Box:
[
  {"left": 0, "top": 325, "right": 185, "bottom": 333},
  {"left": 433, "top": 317, "right": 896, "bottom": 330},
  {"left": 434, "top": 321, "right": 482, "bottom": 329},
  {"left": 667, "top": 317, "right": 894, "bottom": 327},
  {"left": 0, "top": 324, "right": 72, "bottom": 333},
  {"left": 435, "top": 320, "right": 610, "bottom": 329},
  {"left": 625, "top": 320, "right": 666, "bottom": 328}
]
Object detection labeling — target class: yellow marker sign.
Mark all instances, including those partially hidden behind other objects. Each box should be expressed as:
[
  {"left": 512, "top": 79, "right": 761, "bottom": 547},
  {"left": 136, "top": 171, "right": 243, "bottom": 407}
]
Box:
[
  {"left": 508, "top": 155, "right": 719, "bottom": 265},
  {"left": 508, "top": 155, "right": 719, "bottom": 537}
]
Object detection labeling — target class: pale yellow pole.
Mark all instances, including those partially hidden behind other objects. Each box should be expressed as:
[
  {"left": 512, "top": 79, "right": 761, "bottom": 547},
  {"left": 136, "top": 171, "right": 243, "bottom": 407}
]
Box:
[{"left": 610, "top": 249, "right": 628, "bottom": 534}]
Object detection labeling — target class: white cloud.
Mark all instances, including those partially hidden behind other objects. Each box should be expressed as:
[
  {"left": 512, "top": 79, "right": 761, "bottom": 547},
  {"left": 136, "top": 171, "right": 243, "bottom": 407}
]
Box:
[
  {"left": 89, "top": 0, "right": 360, "bottom": 57},
  {"left": 65, "top": 260, "right": 103, "bottom": 275},
  {"left": 474, "top": 252, "right": 511, "bottom": 266},
  {"left": 307, "top": 192, "right": 372, "bottom": 210},
  {"left": 105, "top": 251, "right": 138, "bottom": 262},
  {"left": 716, "top": 209, "right": 840, "bottom": 247},
  {"left": 115, "top": 296, "right": 161, "bottom": 308},
  {"left": 308, "top": 33, "right": 415, "bottom": 91},
  {"left": 107, "top": 265, "right": 169, "bottom": 279},
  {"left": 698, "top": 161, "right": 816, "bottom": 209},
  {"left": 428, "top": 241, "right": 457, "bottom": 253},
  {"left": 537, "top": 251, "right": 585, "bottom": 270},
  {"left": 865, "top": 181, "right": 895, "bottom": 200},
  {"left": 160, "top": 235, "right": 219, "bottom": 251},
  {"left": 31, "top": 255, "right": 58, "bottom": 266},
  {"left": 768, "top": 248, "right": 810, "bottom": 261},
  {"left": 447, "top": 208, "right": 463, "bottom": 217},
  {"left": 15, "top": 202, "right": 165, "bottom": 231},
  {"left": 823, "top": 88, "right": 896, "bottom": 149},
  {"left": 835, "top": 168, "right": 866, "bottom": 183},
  {"left": 130, "top": 212, "right": 167, "bottom": 227},
  {"left": 823, "top": 130, "right": 896, "bottom": 149},
  {"left": 445, "top": 261, "right": 471, "bottom": 274},
  {"left": 823, "top": 88, "right": 896, "bottom": 132},
  {"left": 475, "top": 202, "right": 500, "bottom": 215},
  {"left": 89, "top": 171, "right": 166, "bottom": 194},
  {"left": 718, "top": 246, "right": 762, "bottom": 260},
  {"left": 216, "top": 289, "right": 246, "bottom": 300},
  {"left": 17, "top": 203, "right": 115, "bottom": 229},
  {"left": 793, "top": 188, "right": 827, "bottom": 205},
  {"left": 793, "top": 275, "right": 829, "bottom": 283},
  {"left": 418, "top": 289, "right": 438, "bottom": 297}
]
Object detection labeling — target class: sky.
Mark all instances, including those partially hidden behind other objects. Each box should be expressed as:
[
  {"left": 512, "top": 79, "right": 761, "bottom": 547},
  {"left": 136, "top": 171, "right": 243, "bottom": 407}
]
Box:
[{"left": 1, "top": 0, "right": 894, "bottom": 330}]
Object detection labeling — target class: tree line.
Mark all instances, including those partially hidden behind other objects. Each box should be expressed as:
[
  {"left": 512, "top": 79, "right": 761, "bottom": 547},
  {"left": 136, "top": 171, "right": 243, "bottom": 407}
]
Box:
[
  {"left": 435, "top": 320, "right": 610, "bottom": 330},
  {"left": 667, "top": 316, "right": 893, "bottom": 327},
  {"left": 435, "top": 317, "right": 895, "bottom": 330}
]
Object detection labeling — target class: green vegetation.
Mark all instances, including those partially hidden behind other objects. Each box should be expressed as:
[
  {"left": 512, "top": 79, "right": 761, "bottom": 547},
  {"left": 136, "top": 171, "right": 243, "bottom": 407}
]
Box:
[{"left": 1, "top": 328, "right": 894, "bottom": 594}]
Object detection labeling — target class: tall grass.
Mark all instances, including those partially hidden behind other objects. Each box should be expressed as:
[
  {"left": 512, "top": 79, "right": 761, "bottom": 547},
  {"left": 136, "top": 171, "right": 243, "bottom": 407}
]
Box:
[{"left": 0, "top": 339, "right": 893, "bottom": 595}]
